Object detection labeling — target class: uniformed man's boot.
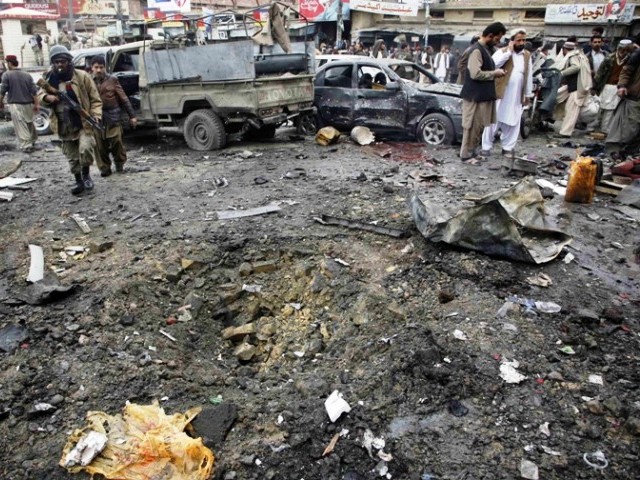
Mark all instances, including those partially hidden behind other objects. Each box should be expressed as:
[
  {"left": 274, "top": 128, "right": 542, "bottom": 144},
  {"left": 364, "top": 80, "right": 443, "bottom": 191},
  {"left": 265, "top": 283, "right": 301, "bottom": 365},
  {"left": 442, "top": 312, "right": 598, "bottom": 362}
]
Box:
[
  {"left": 82, "top": 166, "right": 94, "bottom": 190},
  {"left": 71, "top": 174, "right": 85, "bottom": 195}
]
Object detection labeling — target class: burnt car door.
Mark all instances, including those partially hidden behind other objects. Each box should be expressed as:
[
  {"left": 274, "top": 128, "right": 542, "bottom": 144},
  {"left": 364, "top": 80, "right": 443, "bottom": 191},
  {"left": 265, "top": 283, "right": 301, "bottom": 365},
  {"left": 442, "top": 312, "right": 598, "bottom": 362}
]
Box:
[
  {"left": 314, "top": 63, "right": 355, "bottom": 128},
  {"left": 353, "top": 64, "right": 407, "bottom": 132}
]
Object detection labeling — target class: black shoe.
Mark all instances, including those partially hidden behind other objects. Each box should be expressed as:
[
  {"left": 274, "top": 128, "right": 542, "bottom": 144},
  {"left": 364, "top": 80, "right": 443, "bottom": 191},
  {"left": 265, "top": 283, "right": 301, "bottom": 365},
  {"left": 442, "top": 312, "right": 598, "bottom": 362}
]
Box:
[
  {"left": 100, "top": 168, "right": 112, "bottom": 177},
  {"left": 115, "top": 163, "right": 125, "bottom": 173},
  {"left": 82, "top": 166, "right": 94, "bottom": 190},
  {"left": 71, "top": 174, "right": 85, "bottom": 195}
]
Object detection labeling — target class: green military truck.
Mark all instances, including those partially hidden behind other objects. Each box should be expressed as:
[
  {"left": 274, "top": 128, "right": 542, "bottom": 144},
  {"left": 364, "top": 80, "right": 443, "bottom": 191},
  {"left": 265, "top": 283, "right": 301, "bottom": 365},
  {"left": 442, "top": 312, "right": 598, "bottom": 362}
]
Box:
[{"left": 96, "top": 38, "right": 316, "bottom": 150}]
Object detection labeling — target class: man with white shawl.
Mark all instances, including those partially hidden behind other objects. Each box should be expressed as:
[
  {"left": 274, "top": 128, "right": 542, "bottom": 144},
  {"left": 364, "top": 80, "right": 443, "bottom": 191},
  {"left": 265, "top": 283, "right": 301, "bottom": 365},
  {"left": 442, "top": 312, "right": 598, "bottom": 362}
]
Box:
[
  {"left": 554, "top": 41, "right": 593, "bottom": 137},
  {"left": 481, "top": 29, "right": 533, "bottom": 155},
  {"left": 434, "top": 46, "right": 450, "bottom": 81}
]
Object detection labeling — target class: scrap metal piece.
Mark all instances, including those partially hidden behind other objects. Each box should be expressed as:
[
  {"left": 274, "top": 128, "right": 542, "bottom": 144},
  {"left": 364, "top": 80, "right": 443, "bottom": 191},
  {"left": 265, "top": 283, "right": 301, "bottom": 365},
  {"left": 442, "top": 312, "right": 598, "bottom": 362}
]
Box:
[
  {"left": 317, "top": 214, "right": 410, "bottom": 238},
  {"left": 410, "top": 177, "right": 572, "bottom": 264},
  {"left": 26, "top": 244, "right": 44, "bottom": 283},
  {"left": 0, "top": 177, "right": 38, "bottom": 188}
]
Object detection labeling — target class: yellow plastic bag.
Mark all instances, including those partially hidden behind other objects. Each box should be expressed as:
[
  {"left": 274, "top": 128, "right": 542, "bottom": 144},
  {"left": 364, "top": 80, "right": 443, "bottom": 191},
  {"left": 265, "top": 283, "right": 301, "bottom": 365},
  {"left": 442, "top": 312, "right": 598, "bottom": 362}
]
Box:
[
  {"left": 60, "top": 401, "right": 214, "bottom": 480},
  {"left": 315, "top": 126, "right": 341, "bottom": 146}
]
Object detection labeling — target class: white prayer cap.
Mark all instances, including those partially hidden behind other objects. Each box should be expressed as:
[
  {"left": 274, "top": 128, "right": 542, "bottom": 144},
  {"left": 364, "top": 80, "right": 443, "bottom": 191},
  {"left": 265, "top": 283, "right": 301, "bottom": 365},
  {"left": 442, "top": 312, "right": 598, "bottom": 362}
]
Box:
[
  {"left": 618, "top": 39, "right": 632, "bottom": 48},
  {"left": 510, "top": 28, "right": 527, "bottom": 39}
]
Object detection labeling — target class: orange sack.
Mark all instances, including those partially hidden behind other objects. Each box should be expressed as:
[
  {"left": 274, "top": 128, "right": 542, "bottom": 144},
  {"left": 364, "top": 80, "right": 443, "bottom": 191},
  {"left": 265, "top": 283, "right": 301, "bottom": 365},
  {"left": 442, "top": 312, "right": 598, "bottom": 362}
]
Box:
[{"left": 60, "top": 401, "right": 214, "bottom": 480}]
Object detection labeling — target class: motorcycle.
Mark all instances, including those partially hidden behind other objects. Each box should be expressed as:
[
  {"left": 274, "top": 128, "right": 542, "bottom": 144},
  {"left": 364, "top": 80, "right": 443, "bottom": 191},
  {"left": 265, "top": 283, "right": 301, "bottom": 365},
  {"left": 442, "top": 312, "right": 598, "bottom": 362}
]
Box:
[{"left": 520, "top": 59, "right": 557, "bottom": 139}]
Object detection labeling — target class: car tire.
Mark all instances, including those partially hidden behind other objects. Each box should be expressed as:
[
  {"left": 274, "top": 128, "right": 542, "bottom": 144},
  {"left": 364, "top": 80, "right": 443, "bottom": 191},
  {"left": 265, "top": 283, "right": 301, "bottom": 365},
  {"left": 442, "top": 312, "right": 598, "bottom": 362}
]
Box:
[
  {"left": 184, "top": 109, "right": 226, "bottom": 151},
  {"left": 33, "top": 107, "right": 52, "bottom": 135},
  {"left": 295, "top": 112, "right": 318, "bottom": 135},
  {"left": 417, "top": 113, "right": 455, "bottom": 146}
]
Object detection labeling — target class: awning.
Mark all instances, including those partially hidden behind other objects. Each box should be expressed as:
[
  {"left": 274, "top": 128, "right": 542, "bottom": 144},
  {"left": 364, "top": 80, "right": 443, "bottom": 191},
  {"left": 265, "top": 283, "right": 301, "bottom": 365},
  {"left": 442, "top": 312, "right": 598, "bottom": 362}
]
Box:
[{"left": 0, "top": 7, "right": 59, "bottom": 20}]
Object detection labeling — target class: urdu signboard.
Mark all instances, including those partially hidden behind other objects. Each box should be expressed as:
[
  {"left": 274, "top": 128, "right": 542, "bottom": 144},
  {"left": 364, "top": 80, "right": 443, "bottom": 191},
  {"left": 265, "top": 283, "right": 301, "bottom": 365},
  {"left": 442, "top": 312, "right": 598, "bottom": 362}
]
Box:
[
  {"left": 544, "top": 3, "right": 636, "bottom": 24},
  {"left": 351, "top": 0, "right": 421, "bottom": 17}
]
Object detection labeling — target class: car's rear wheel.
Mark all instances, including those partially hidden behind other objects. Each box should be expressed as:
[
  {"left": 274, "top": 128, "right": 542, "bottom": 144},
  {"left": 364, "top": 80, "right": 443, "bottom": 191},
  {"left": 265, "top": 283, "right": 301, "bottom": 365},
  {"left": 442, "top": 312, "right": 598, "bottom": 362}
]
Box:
[
  {"left": 184, "top": 109, "right": 226, "bottom": 151},
  {"left": 33, "top": 107, "right": 52, "bottom": 135},
  {"left": 417, "top": 113, "right": 455, "bottom": 146},
  {"left": 295, "top": 112, "right": 318, "bottom": 135}
]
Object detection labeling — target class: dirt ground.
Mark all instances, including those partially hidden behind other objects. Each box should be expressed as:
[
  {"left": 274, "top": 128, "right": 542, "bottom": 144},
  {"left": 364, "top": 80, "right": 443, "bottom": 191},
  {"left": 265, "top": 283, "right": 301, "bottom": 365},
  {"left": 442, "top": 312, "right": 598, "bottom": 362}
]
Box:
[{"left": 0, "top": 122, "right": 639, "bottom": 480}]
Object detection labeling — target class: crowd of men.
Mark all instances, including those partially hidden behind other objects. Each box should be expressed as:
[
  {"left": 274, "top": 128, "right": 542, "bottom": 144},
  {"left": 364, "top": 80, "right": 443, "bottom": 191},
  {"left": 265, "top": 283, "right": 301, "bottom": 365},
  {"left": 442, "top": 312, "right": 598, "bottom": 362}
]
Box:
[
  {"left": 0, "top": 46, "right": 137, "bottom": 195},
  {"left": 457, "top": 23, "right": 640, "bottom": 162}
]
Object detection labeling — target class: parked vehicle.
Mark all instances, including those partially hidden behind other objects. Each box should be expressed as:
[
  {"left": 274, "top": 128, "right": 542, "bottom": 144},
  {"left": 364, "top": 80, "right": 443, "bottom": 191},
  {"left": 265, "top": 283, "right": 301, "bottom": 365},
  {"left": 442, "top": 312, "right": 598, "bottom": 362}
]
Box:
[
  {"left": 83, "top": 37, "right": 315, "bottom": 150},
  {"left": 314, "top": 58, "right": 462, "bottom": 145}
]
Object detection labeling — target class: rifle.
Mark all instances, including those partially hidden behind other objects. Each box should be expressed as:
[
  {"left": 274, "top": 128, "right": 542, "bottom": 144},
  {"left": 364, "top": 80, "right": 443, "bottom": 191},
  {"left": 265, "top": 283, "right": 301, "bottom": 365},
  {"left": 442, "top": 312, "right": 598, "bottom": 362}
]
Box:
[{"left": 36, "top": 78, "right": 104, "bottom": 133}]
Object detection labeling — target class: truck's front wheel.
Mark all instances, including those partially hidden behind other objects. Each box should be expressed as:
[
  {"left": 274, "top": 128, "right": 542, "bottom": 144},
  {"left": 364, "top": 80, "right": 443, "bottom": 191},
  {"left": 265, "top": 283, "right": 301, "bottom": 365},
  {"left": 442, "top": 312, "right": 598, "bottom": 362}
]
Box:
[{"left": 184, "top": 109, "right": 226, "bottom": 151}]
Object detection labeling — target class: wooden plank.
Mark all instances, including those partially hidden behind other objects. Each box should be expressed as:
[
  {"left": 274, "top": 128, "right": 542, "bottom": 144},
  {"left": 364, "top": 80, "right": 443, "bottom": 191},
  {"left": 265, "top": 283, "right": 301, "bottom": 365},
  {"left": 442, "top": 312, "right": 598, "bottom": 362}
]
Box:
[
  {"left": 595, "top": 186, "right": 620, "bottom": 196},
  {"left": 71, "top": 214, "right": 91, "bottom": 234},
  {"left": 216, "top": 203, "right": 281, "bottom": 220}
]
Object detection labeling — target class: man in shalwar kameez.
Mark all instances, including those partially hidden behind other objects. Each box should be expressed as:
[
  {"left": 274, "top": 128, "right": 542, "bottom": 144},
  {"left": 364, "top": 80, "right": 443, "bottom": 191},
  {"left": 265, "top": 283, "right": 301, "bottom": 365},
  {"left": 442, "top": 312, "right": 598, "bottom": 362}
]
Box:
[{"left": 481, "top": 29, "right": 533, "bottom": 155}]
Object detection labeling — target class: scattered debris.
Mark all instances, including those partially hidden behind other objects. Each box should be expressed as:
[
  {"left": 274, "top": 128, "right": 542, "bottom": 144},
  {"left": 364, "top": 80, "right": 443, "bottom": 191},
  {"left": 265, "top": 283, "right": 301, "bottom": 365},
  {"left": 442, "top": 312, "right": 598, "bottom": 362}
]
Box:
[
  {"left": 322, "top": 433, "right": 340, "bottom": 457},
  {"left": 315, "top": 214, "right": 410, "bottom": 238},
  {"left": 563, "top": 252, "right": 575, "bottom": 264},
  {"left": 159, "top": 329, "right": 177, "bottom": 342},
  {"left": 0, "top": 191, "right": 14, "bottom": 202},
  {"left": 284, "top": 168, "right": 306, "bottom": 179},
  {"left": 410, "top": 178, "right": 572, "bottom": 264},
  {"left": 212, "top": 177, "right": 228, "bottom": 188},
  {"left": 526, "top": 273, "right": 553, "bottom": 288},
  {"left": 583, "top": 450, "right": 608, "bottom": 470},
  {"left": 325, "top": 390, "right": 351, "bottom": 422},
  {"left": 560, "top": 346, "right": 576, "bottom": 355},
  {"left": 59, "top": 401, "right": 214, "bottom": 479},
  {"left": 71, "top": 214, "right": 91, "bottom": 234},
  {"left": 453, "top": 329, "right": 468, "bottom": 341},
  {"left": 362, "top": 429, "right": 386, "bottom": 458},
  {"left": 540, "top": 445, "right": 562, "bottom": 456},
  {"left": 15, "top": 282, "right": 77, "bottom": 305},
  {"left": 350, "top": 126, "right": 375, "bottom": 146},
  {"left": 0, "top": 323, "right": 29, "bottom": 353},
  {"left": 315, "top": 126, "right": 341, "bottom": 146},
  {"left": 534, "top": 301, "right": 561, "bottom": 313},
  {"left": 539, "top": 422, "right": 551, "bottom": 437},
  {"left": 254, "top": 176, "right": 269, "bottom": 185},
  {"left": 500, "top": 359, "right": 527, "bottom": 384},
  {"left": 520, "top": 458, "right": 539, "bottom": 480},
  {"left": 26, "top": 244, "right": 44, "bottom": 283},
  {"left": 448, "top": 399, "right": 469, "bottom": 417},
  {"left": 588, "top": 374, "right": 604, "bottom": 385},
  {"left": 216, "top": 203, "right": 281, "bottom": 220},
  {"left": 62, "top": 431, "right": 108, "bottom": 468}
]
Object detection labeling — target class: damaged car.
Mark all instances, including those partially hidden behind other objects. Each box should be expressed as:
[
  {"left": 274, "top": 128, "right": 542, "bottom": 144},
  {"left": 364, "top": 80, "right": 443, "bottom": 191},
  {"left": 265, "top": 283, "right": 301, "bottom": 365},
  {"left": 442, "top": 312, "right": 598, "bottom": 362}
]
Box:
[{"left": 314, "top": 58, "right": 462, "bottom": 145}]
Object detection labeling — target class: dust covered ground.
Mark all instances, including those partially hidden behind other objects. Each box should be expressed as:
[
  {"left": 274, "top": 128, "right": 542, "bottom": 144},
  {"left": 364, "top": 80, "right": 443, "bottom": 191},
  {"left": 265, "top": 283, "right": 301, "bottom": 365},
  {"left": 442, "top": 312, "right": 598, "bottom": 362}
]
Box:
[{"left": 0, "top": 122, "right": 639, "bottom": 480}]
